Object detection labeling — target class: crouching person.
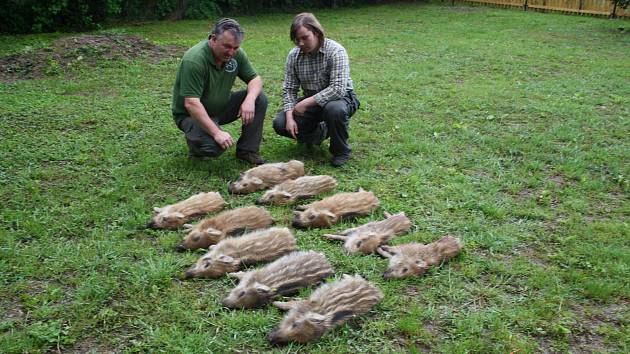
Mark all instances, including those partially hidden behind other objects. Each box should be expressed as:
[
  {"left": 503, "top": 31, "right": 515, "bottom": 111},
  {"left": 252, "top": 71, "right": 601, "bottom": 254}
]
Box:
[
  {"left": 172, "top": 18, "right": 268, "bottom": 165},
  {"left": 273, "top": 13, "right": 360, "bottom": 167}
]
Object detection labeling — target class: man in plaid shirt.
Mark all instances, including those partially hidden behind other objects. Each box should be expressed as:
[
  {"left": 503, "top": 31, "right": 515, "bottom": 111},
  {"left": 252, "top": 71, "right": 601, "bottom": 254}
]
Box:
[{"left": 273, "top": 12, "right": 360, "bottom": 167}]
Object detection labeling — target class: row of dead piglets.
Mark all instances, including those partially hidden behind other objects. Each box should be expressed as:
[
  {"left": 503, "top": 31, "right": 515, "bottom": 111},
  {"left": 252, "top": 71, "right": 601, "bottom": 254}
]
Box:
[{"left": 147, "top": 160, "right": 463, "bottom": 344}]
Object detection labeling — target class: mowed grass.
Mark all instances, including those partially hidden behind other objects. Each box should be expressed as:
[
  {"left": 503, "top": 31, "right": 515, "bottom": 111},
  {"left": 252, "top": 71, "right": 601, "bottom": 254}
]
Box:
[{"left": 1, "top": 2, "right": 629, "bottom": 353}]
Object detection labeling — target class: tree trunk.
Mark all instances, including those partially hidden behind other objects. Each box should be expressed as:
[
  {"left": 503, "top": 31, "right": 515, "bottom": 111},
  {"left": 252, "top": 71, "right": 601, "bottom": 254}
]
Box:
[{"left": 167, "top": 0, "right": 190, "bottom": 21}]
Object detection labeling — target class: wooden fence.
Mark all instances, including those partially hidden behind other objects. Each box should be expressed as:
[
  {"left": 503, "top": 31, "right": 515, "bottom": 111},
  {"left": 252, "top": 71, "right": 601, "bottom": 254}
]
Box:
[{"left": 456, "top": 0, "right": 630, "bottom": 17}]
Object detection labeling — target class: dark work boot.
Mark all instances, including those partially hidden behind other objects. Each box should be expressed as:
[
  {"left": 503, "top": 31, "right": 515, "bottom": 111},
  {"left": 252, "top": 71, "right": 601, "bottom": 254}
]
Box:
[
  {"left": 189, "top": 153, "right": 210, "bottom": 161},
  {"left": 236, "top": 150, "right": 266, "bottom": 165},
  {"left": 331, "top": 153, "right": 351, "bottom": 167}
]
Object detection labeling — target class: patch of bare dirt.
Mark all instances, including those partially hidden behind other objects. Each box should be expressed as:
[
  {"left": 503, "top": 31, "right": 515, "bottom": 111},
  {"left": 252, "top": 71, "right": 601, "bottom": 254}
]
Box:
[
  {"left": 567, "top": 302, "right": 628, "bottom": 353},
  {"left": 393, "top": 319, "right": 445, "bottom": 353},
  {"left": 549, "top": 174, "right": 566, "bottom": 187},
  {"left": 583, "top": 215, "right": 611, "bottom": 223},
  {"left": 23, "top": 279, "right": 75, "bottom": 308},
  {"left": 1, "top": 300, "right": 25, "bottom": 322},
  {"left": 537, "top": 338, "right": 558, "bottom": 353},
  {"left": 67, "top": 337, "right": 120, "bottom": 354},
  {"left": 570, "top": 330, "right": 606, "bottom": 353},
  {"left": 0, "top": 34, "right": 186, "bottom": 82},
  {"left": 601, "top": 302, "right": 628, "bottom": 324},
  {"left": 514, "top": 187, "right": 535, "bottom": 201},
  {"left": 402, "top": 285, "right": 421, "bottom": 299},
  {"left": 522, "top": 246, "right": 547, "bottom": 267},
  {"left": 570, "top": 305, "right": 606, "bottom": 353}
]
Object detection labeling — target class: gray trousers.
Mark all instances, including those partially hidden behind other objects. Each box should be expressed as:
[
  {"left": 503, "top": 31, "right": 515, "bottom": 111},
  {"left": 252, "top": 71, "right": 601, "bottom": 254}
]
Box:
[
  {"left": 175, "top": 90, "right": 268, "bottom": 157},
  {"left": 273, "top": 90, "right": 359, "bottom": 156}
]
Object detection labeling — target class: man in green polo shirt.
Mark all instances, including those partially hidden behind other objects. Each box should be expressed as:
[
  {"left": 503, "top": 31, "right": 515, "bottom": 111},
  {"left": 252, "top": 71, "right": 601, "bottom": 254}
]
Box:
[{"left": 172, "top": 18, "right": 267, "bottom": 164}]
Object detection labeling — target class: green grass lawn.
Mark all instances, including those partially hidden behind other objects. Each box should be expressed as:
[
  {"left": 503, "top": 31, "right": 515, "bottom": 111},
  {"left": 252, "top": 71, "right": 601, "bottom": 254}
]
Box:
[{"left": 1, "top": 2, "right": 629, "bottom": 352}]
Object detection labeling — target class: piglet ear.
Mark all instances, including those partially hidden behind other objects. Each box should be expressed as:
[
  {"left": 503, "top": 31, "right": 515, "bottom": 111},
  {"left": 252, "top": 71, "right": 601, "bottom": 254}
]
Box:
[
  {"left": 206, "top": 228, "right": 222, "bottom": 236},
  {"left": 153, "top": 207, "right": 162, "bottom": 214},
  {"left": 272, "top": 300, "right": 300, "bottom": 311},
  {"left": 305, "top": 312, "right": 327, "bottom": 325},
  {"left": 415, "top": 260, "right": 428, "bottom": 268},
  {"left": 295, "top": 205, "right": 307, "bottom": 211},
  {"left": 183, "top": 223, "right": 195, "bottom": 230},
  {"left": 322, "top": 210, "right": 336, "bottom": 219},
  {"left": 251, "top": 177, "right": 264, "bottom": 186},
  {"left": 322, "top": 233, "right": 346, "bottom": 241},
  {"left": 376, "top": 246, "right": 395, "bottom": 258},
  {"left": 281, "top": 191, "right": 292, "bottom": 199},
  {"left": 272, "top": 301, "right": 290, "bottom": 310},
  {"left": 227, "top": 271, "right": 245, "bottom": 280},
  {"left": 254, "top": 283, "right": 272, "bottom": 294},
  {"left": 358, "top": 187, "right": 365, "bottom": 192},
  {"left": 165, "top": 212, "right": 185, "bottom": 221},
  {"left": 217, "top": 255, "right": 235, "bottom": 264}
]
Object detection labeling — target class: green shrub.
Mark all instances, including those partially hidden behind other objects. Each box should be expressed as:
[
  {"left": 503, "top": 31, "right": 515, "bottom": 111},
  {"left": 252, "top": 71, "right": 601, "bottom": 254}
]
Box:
[
  {"left": 185, "top": 0, "right": 223, "bottom": 20},
  {"left": 1, "top": 0, "right": 124, "bottom": 33},
  {"left": 155, "top": 0, "right": 180, "bottom": 19},
  {"left": 0, "top": 0, "right": 377, "bottom": 34}
]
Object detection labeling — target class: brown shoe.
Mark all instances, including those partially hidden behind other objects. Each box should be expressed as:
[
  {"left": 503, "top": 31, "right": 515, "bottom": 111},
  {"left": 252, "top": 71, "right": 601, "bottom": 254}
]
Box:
[{"left": 236, "top": 151, "right": 266, "bottom": 165}]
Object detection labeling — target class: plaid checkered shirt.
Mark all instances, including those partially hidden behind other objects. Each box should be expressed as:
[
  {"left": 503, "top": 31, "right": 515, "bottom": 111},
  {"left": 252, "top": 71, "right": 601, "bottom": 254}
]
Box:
[{"left": 282, "top": 38, "right": 354, "bottom": 112}]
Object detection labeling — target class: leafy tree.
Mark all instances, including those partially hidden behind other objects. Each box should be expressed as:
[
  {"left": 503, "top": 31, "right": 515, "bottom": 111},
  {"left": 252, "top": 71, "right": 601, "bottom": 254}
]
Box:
[{"left": 1, "top": 0, "right": 372, "bottom": 34}]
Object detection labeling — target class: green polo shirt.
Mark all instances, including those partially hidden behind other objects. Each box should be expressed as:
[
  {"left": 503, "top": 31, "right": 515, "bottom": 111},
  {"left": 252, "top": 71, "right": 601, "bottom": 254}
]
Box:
[{"left": 171, "top": 40, "right": 258, "bottom": 119}]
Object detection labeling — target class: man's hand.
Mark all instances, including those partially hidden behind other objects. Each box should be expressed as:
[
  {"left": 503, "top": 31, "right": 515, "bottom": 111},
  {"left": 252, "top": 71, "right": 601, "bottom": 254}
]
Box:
[
  {"left": 293, "top": 100, "right": 308, "bottom": 116},
  {"left": 213, "top": 130, "right": 234, "bottom": 149},
  {"left": 285, "top": 115, "right": 298, "bottom": 139},
  {"left": 293, "top": 96, "right": 316, "bottom": 116},
  {"left": 239, "top": 98, "right": 256, "bottom": 125}
]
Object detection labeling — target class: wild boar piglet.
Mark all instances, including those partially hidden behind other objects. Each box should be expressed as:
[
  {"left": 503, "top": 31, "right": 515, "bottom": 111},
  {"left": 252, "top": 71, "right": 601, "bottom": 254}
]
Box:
[
  {"left": 184, "top": 227, "right": 296, "bottom": 279},
  {"left": 148, "top": 192, "right": 225, "bottom": 229},
  {"left": 323, "top": 211, "right": 411, "bottom": 254},
  {"left": 268, "top": 274, "right": 383, "bottom": 345},
  {"left": 228, "top": 160, "right": 305, "bottom": 194},
  {"left": 222, "top": 251, "right": 334, "bottom": 309},
  {"left": 256, "top": 175, "right": 337, "bottom": 205},
  {"left": 292, "top": 188, "right": 379, "bottom": 228},
  {"left": 176, "top": 206, "right": 273, "bottom": 251},
  {"left": 377, "top": 235, "right": 463, "bottom": 279}
]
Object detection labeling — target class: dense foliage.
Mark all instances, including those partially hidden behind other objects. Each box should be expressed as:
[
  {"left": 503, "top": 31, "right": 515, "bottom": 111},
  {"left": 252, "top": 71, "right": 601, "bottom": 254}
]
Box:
[
  {"left": 0, "top": 0, "right": 367, "bottom": 34},
  {"left": 2, "top": 0, "right": 126, "bottom": 34}
]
